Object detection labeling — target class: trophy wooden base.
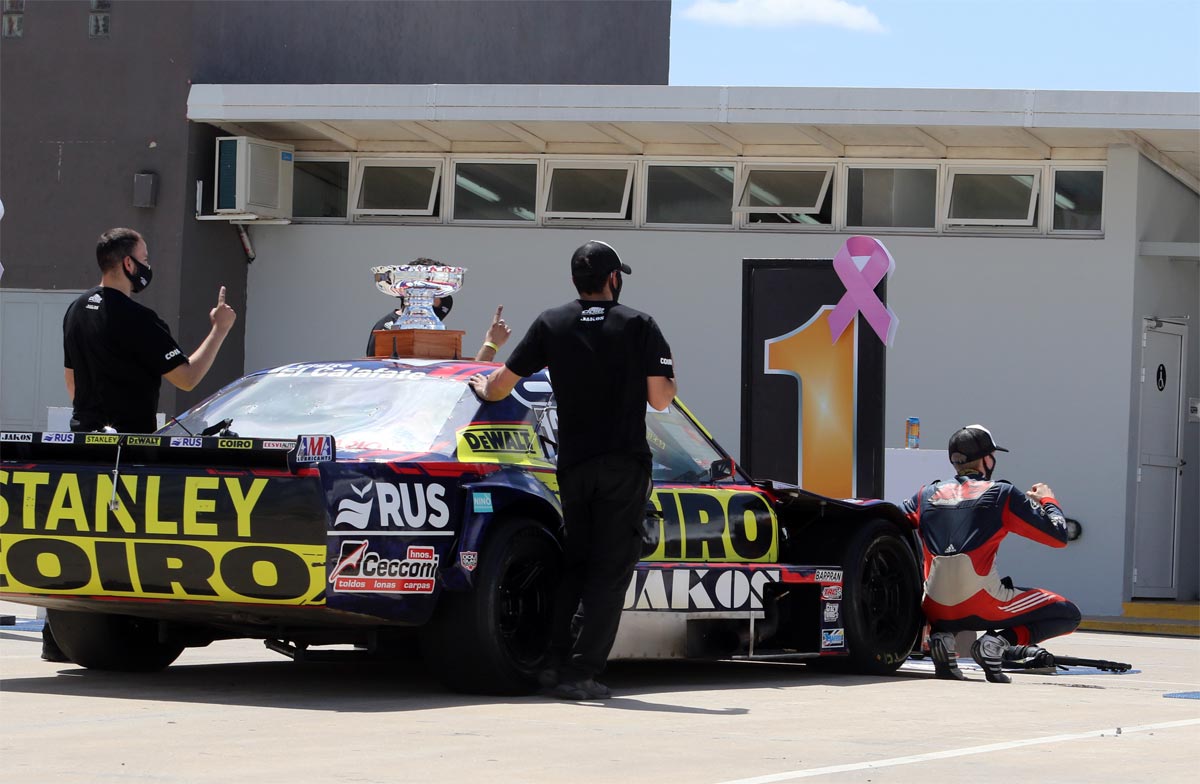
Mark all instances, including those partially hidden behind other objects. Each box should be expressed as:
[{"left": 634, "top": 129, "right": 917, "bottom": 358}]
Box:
[{"left": 371, "top": 329, "right": 465, "bottom": 360}]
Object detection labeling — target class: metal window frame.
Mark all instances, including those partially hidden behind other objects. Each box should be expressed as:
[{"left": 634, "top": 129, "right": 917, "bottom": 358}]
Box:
[
  {"left": 290, "top": 153, "right": 352, "bottom": 223},
  {"left": 641, "top": 159, "right": 736, "bottom": 229},
  {"left": 541, "top": 160, "right": 635, "bottom": 220},
  {"left": 449, "top": 157, "right": 541, "bottom": 226},
  {"left": 1048, "top": 165, "right": 1106, "bottom": 235},
  {"left": 842, "top": 162, "right": 940, "bottom": 233},
  {"left": 943, "top": 166, "right": 1042, "bottom": 227},
  {"left": 350, "top": 157, "right": 443, "bottom": 219},
  {"left": 733, "top": 164, "right": 834, "bottom": 215}
]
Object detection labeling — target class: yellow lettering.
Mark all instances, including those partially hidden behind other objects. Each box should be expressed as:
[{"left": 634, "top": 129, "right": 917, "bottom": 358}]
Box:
[
  {"left": 10, "top": 472, "right": 50, "bottom": 530},
  {"left": 143, "top": 476, "right": 178, "bottom": 535},
  {"left": 226, "top": 478, "right": 267, "bottom": 538},
  {"left": 183, "top": 476, "right": 220, "bottom": 537},
  {"left": 0, "top": 469, "right": 8, "bottom": 527},
  {"left": 95, "top": 475, "right": 138, "bottom": 534},
  {"left": 46, "top": 474, "right": 89, "bottom": 532}
]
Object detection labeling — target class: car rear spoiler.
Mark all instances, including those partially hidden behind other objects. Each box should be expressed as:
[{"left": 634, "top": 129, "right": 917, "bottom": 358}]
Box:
[{"left": 0, "top": 431, "right": 336, "bottom": 473}]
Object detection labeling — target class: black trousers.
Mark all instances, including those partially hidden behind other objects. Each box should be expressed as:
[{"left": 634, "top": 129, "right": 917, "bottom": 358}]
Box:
[{"left": 552, "top": 453, "right": 650, "bottom": 680}]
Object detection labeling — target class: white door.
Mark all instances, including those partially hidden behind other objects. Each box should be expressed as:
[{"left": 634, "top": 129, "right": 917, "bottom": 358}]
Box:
[
  {"left": 1131, "top": 320, "right": 1187, "bottom": 599},
  {"left": 0, "top": 289, "right": 81, "bottom": 431}
]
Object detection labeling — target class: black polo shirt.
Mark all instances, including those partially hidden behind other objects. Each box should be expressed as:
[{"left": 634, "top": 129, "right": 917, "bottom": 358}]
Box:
[
  {"left": 63, "top": 286, "right": 188, "bottom": 433},
  {"left": 507, "top": 300, "right": 673, "bottom": 470}
]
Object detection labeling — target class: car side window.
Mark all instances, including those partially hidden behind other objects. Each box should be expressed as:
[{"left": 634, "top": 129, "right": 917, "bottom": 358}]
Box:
[{"left": 647, "top": 405, "right": 729, "bottom": 484}]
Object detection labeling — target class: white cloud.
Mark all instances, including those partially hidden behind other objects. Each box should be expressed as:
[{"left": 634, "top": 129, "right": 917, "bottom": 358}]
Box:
[{"left": 682, "top": 0, "right": 886, "bottom": 32}]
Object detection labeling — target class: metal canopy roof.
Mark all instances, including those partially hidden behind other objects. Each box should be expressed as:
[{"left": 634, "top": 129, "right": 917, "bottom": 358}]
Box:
[{"left": 187, "top": 84, "right": 1200, "bottom": 191}]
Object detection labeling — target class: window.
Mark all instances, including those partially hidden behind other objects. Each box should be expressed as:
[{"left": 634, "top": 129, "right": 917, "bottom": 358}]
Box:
[
  {"left": 89, "top": 0, "right": 110, "bottom": 38},
  {"left": 1052, "top": 169, "right": 1103, "bottom": 232},
  {"left": 645, "top": 164, "right": 734, "bottom": 225},
  {"left": 945, "top": 168, "right": 1041, "bottom": 226},
  {"left": 352, "top": 159, "right": 441, "bottom": 218},
  {"left": 292, "top": 159, "right": 349, "bottom": 219},
  {"left": 646, "top": 405, "right": 732, "bottom": 484},
  {"left": 744, "top": 168, "right": 835, "bottom": 228},
  {"left": 453, "top": 161, "right": 537, "bottom": 222},
  {"left": 542, "top": 162, "right": 634, "bottom": 220},
  {"left": 2, "top": 0, "right": 23, "bottom": 38},
  {"left": 847, "top": 167, "right": 936, "bottom": 229},
  {"left": 735, "top": 166, "right": 832, "bottom": 214}
]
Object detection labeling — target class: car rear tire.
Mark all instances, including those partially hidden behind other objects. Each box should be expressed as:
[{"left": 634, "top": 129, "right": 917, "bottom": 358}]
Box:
[
  {"left": 46, "top": 609, "right": 184, "bottom": 671},
  {"left": 811, "top": 520, "right": 921, "bottom": 675},
  {"left": 420, "top": 518, "right": 561, "bottom": 694}
]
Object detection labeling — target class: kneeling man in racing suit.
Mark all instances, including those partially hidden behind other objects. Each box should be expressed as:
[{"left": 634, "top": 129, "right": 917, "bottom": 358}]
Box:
[{"left": 902, "top": 425, "right": 1081, "bottom": 683}]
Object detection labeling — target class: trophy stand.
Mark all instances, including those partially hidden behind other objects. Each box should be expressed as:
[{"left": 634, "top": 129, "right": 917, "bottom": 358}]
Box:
[
  {"left": 371, "top": 328, "right": 465, "bottom": 359},
  {"left": 369, "top": 263, "right": 468, "bottom": 361}
]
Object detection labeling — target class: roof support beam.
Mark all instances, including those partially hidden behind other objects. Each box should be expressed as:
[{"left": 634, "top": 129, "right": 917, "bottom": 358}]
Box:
[
  {"left": 399, "top": 121, "right": 452, "bottom": 151},
  {"left": 695, "top": 124, "right": 743, "bottom": 155},
  {"left": 1119, "top": 131, "right": 1200, "bottom": 194},
  {"left": 299, "top": 121, "right": 358, "bottom": 151},
  {"left": 911, "top": 127, "right": 947, "bottom": 157},
  {"left": 1015, "top": 128, "right": 1051, "bottom": 159},
  {"left": 797, "top": 126, "right": 844, "bottom": 156},
  {"left": 591, "top": 122, "right": 644, "bottom": 153},
  {"left": 213, "top": 121, "right": 260, "bottom": 138},
  {"left": 492, "top": 122, "right": 546, "bottom": 153}
]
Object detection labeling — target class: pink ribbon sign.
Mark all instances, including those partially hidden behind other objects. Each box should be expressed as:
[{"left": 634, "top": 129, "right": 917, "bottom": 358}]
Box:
[{"left": 827, "top": 236, "right": 898, "bottom": 347}]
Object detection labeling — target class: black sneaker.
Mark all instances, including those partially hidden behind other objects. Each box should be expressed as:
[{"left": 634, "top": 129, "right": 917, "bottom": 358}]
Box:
[
  {"left": 929, "top": 632, "right": 966, "bottom": 681},
  {"left": 553, "top": 678, "right": 611, "bottom": 700},
  {"left": 971, "top": 633, "right": 1011, "bottom": 684}
]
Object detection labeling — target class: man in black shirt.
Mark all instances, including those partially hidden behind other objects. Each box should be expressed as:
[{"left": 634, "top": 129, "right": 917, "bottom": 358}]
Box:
[
  {"left": 469, "top": 240, "right": 676, "bottom": 700},
  {"left": 63, "top": 227, "right": 236, "bottom": 433}
]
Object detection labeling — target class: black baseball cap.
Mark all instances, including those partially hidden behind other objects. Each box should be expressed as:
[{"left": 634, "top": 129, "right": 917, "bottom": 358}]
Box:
[
  {"left": 948, "top": 424, "right": 1009, "bottom": 465},
  {"left": 571, "top": 240, "right": 632, "bottom": 277}
]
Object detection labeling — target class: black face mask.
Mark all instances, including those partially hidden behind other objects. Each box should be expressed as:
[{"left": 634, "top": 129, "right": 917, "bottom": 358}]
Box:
[
  {"left": 610, "top": 271, "right": 623, "bottom": 303},
  {"left": 125, "top": 257, "right": 153, "bottom": 294},
  {"left": 982, "top": 455, "right": 996, "bottom": 481}
]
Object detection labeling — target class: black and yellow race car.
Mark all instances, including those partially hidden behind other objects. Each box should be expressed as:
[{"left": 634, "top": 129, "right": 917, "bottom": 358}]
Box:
[{"left": 0, "top": 358, "right": 921, "bottom": 693}]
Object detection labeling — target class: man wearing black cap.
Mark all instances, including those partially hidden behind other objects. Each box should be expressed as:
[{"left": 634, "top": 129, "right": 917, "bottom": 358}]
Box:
[
  {"left": 901, "top": 425, "right": 1080, "bottom": 683},
  {"left": 468, "top": 240, "right": 676, "bottom": 700}
]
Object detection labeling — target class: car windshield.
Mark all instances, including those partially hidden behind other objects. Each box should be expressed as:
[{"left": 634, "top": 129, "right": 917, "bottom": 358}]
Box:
[{"left": 160, "top": 365, "right": 478, "bottom": 454}]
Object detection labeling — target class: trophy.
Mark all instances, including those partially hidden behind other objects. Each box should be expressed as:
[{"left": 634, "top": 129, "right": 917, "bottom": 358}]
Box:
[
  {"left": 372, "top": 264, "right": 466, "bottom": 330},
  {"left": 369, "top": 264, "right": 468, "bottom": 359}
]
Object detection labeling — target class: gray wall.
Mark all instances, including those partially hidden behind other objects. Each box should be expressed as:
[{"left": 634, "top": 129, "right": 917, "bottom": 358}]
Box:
[
  {"left": 1, "top": 0, "right": 671, "bottom": 419},
  {"left": 240, "top": 176, "right": 1153, "bottom": 615},
  {"left": 1129, "top": 148, "right": 1200, "bottom": 600},
  {"left": 192, "top": 1, "right": 671, "bottom": 85}
]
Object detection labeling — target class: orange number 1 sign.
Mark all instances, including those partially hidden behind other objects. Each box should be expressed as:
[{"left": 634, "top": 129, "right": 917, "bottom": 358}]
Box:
[{"left": 765, "top": 308, "right": 857, "bottom": 499}]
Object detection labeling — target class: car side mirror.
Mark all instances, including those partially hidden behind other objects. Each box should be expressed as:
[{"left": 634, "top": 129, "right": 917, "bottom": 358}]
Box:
[{"left": 709, "top": 457, "right": 734, "bottom": 482}]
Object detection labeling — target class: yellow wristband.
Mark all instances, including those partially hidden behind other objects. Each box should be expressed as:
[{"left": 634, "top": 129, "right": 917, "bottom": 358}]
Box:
[{"left": 483, "top": 341, "right": 499, "bottom": 352}]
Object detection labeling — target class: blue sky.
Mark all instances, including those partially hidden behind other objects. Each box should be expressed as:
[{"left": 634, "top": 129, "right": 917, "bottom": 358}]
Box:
[{"left": 669, "top": 0, "right": 1200, "bottom": 91}]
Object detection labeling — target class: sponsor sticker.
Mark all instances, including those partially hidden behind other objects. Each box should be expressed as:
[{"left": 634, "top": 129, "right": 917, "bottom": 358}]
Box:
[
  {"left": 456, "top": 424, "right": 542, "bottom": 462},
  {"left": 625, "top": 567, "right": 782, "bottom": 612},
  {"left": 218, "top": 438, "right": 253, "bottom": 450},
  {"left": 40, "top": 432, "right": 76, "bottom": 444},
  {"left": 460, "top": 551, "right": 478, "bottom": 572},
  {"left": 821, "top": 628, "right": 846, "bottom": 649},
  {"left": 85, "top": 435, "right": 121, "bottom": 445},
  {"left": 125, "top": 436, "right": 161, "bottom": 447},
  {"left": 821, "top": 585, "right": 843, "bottom": 601},
  {"left": 823, "top": 602, "right": 841, "bottom": 623},
  {"left": 329, "top": 540, "right": 439, "bottom": 594},
  {"left": 262, "top": 440, "right": 296, "bottom": 450},
  {"left": 472, "top": 492, "right": 493, "bottom": 513},
  {"left": 170, "top": 436, "right": 204, "bottom": 448},
  {"left": 296, "top": 434, "right": 333, "bottom": 463},
  {"left": 814, "top": 568, "right": 843, "bottom": 583},
  {"left": 333, "top": 479, "right": 450, "bottom": 531}
]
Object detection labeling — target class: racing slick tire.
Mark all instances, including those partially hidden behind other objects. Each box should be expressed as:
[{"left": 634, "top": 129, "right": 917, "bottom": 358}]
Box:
[
  {"left": 420, "top": 517, "right": 562, "bottom": 694},
  {"left": 45, "top": 609, "right": 184, "bottom": 671},
  {"left": 817, "top": 519, "right": 922, "bottom": 675}
]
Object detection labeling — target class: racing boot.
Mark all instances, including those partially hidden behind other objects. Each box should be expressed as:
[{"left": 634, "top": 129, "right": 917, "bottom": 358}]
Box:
[
  {"left": 971, "top": 633, "right": 1011, "bottom": 684},
  {"left": 929, "top": 632, "right": 966, "bottom": 681},
  {"left": 1004, "top": 644, "right": 1055, "bottom": 668}
]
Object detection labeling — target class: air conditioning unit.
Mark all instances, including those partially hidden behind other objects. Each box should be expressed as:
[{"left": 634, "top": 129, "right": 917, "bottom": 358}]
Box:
[{"left": 213, "top": 136, "right": 294, "bottom": 220}]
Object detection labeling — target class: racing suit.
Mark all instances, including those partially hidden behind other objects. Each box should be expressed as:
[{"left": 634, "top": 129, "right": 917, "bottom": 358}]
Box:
[{"left": 902, "top": 472, "right": 1081, "bottom": 646}]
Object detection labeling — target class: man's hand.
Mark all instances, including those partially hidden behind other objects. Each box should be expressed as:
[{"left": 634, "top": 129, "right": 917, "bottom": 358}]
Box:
[
  {"left": 468, "top": 366, "right": 522, "bottom": 402},
  {"left": 485, "top": 305, "right": 511, "bottom": 348},
  {"left": 210, "top": 286, "right": 236, "bottom": 334},
  {"left": 1027, "top": 482, "right": 1055, "bottom": 503},
  {"left": 468, "top": 372, "right": 490, "bottom": 400}
]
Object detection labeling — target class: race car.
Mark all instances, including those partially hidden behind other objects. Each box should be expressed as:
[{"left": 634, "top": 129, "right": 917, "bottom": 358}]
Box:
[{"left": 0, "top": 358, "right": 922, "bottom": 693}]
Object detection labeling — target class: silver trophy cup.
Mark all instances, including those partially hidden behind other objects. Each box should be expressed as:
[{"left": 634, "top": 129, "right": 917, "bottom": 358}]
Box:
[{"left": 371, "top": 264, "right": 466, "bottom": 330}]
